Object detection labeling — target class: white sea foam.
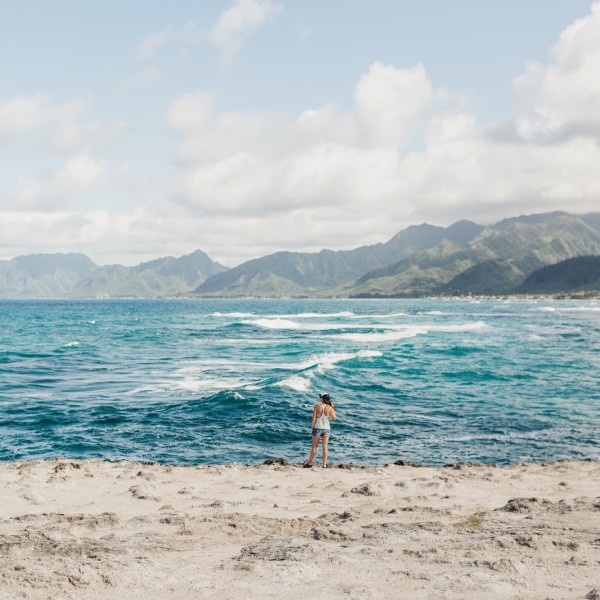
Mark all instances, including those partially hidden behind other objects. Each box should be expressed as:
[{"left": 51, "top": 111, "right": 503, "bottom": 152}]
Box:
[
  {"left": 524, "top": 324, "right": 582, "bottom": 337},
  {"left": 176, "top": 376, "right": 253, "bottom": 393},
  {"left": 356, "top": 349, "right": 383, "bottom": 358},
  {"left": 349, "top": 312, "right": 407, "bottom": 319},
  {"left": 429, "top": 321, "right": 488, "bottom": 332},
  {"left": 338, "top": 330, "right": 425, "bottom": 343},
  {"left": 242, "top": 318, "right": 303, "bottom": 330},
  {"left": 244, "top": 384, "right": 265, "bottom": 391},
  {"left": 293, "top": 350, "right": 383, "bottom": 372},
  {"left": 226, "top": 338, "right": 280, "bottom": 345},
  {"left": 178, "top": 358, "right": 250, "bottom": 369},
  {"left": 243, "top": 318, "right": 408, "bottom": 332},
  {"left": 125, "top": 384, "right": 164, "bottom": 396},
  {"left": 242, "top": 318, "right": 363, "bottom": 331},
  {"left": 267, "top": 350, "right": 382, "bottom": 373},
  {"left": 243, "top": 318, "right": 490, "bottom": 338},
  {"left": 530, "top": 306, "right": 556, "bottom": 312},
  {"left": 126, "top": 376, "right": 254, "bottom": 395},
  {"left": 336, "top": 321, "right": 488, "bottom": 343},
  {"left": 62, "top": 341, "right": 80, "bottom": 347},
  {"left": 221, "top": 311, "right": 355, "bottom": 319},
  {"left": 275, "top": 375, "right": 312, "bottom": 392},
  {"left": 278, "top": 311, "right": 355, "bottom": 319}
]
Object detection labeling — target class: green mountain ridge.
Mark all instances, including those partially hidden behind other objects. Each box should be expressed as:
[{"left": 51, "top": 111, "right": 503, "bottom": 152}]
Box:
[
  {"left": 515, "top": 256, "right": 600, "bottom": 294},
  {"left": 343, "top": 213, "right": 600, "bottom": 297},
  {"left": 194, "top": 221, "right": 483, "bottom": 297}
]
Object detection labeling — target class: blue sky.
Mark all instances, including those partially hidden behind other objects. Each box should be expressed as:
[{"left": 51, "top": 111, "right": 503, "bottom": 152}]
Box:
[{"left": 0, "top": 1, "right": 598, "bottom": 266}]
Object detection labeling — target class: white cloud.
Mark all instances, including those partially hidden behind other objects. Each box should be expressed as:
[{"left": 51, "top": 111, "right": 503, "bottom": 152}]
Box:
[
  {"left": 165, "top": 61, "right": 439, "bottom": 221},
  {"left": 4, "top": 3, "right": 600, "bottom": 268},
  {"left": 133, "top": 0, "right": 280, "bottom": 66},
  {"left": 133, "top": 22, "right": 204, "bottom": 61},
  {"left": 125, "top": 67, "right": 163, "bottom": 87},
  {"left": 134, "top": 29, "right": 173, "bottom": 60},
  {"left": 514, "top": 2, "right": 600, "bottom": 141},
  {"left": 0, "top": 92, "right": 132, "bottom": 158},
  {"left": 41, "top": 120, "right": 133, "bottom": 156},
  {"left": 5, "top": 155, "right": 129, "bottom": 211},
  {"left": 0, "top": 94, "right": 86, "bottom": 142},
  {"left": 159, "top": 0, "right": 600, "bottom": 265},
  {"left": 0, "top": 209, "right": 144, "bottom": 264},
  {"left": 166, "top": 92, "right": 216, "bottom": 133},
  {"left": 355, "top": 62, "right": 433, "bottom": 146},
  {"left": 210, "top": 0, "right": 282, "bottom": 63}
]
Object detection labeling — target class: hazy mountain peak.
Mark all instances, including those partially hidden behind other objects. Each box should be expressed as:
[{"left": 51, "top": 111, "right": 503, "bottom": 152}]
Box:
[
  {"left": 493, "top": 211, "right": 571, "bottom": 230},
  {"left": 74, "top": 250, "right": 227, "bottom": 297},
  {"left": 0, "top": 250, "right": 225, "bottom": 298},
  {"left": 0, "top": 253, "right": 97, "bottom": 298},
  {"left": 443, "top": 220, "right": 483, "bottom": 244},
  {"left": 12, "top": 253, "right": 97, "bottom": 279}
]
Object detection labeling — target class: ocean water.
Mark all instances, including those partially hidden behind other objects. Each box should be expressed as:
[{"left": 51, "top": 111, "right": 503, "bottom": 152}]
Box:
[{"left": 0, "top": 298, "right": 599, "bottom": 466}]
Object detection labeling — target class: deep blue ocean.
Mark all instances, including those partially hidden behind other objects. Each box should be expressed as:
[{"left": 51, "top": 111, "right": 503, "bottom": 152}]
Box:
[{"left": 1, "top": 299, "right": 599, "bottom": 466}]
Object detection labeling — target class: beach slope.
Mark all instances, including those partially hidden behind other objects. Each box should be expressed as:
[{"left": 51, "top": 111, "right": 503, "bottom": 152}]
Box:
[{"left": 1, "top": 459, "right": 599, "bottom": 599}]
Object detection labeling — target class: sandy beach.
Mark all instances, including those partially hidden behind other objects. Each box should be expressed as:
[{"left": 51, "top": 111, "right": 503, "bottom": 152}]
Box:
[{"left": 0, "top": 459, "right": 599, "bottom": 599}]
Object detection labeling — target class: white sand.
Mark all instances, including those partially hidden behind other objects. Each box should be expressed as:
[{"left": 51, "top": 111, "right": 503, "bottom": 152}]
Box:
[{"left": 0, "top": 459, "right": 599, "bottom": 599}]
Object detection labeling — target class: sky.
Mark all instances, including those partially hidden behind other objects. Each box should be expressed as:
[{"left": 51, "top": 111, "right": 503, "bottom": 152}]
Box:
[{"left": 1, "top": 0, "right": 599, "bottom": 267}]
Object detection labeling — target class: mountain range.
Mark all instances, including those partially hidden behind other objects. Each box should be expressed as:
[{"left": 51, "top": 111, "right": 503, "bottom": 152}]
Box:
[
  {"left": 1, "top": 211, "right": 599, "bottom": 298},
  {"left": 0, "top": 250, "right": 226, "bottom": 299},
  {"left": 194, "top": 211, "right": 600, "bottom": 297}
]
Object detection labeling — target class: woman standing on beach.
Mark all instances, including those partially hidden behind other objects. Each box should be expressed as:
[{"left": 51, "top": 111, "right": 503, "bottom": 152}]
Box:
[{"left": 304, "top": 393, "right": 336, "bottom": 468}]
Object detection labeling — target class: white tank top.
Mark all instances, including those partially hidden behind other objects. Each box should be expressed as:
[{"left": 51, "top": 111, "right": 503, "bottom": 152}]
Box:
[{"left": 315, "top": 404, "right": 330, "bottom": 430}]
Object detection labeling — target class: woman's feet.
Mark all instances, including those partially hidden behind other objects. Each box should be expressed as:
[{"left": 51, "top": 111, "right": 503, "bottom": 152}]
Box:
[{"left": 302, "top": 462, "right": 313, "bottom": 468}]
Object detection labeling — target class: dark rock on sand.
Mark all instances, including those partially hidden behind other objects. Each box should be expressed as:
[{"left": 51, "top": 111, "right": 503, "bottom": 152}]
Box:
[{"left": 351, "top": 483, "right": 377, "bottom": 496}]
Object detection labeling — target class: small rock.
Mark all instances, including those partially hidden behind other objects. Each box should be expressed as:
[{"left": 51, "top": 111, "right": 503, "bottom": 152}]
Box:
[
  {"left": 501, "top": 497, "right": 539, "bottom": 512},
  {"left": 351, "top": 483, "right": 377, "bottom": 496}
]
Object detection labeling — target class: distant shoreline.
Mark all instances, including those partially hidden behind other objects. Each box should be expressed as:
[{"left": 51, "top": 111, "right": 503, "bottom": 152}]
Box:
[{"left": 1, "top": 293, "right": 599, "bottom": 300}]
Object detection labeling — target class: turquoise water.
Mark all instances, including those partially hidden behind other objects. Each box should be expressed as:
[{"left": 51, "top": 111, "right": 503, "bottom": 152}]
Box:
[{"left": 0, "top": 299, "right": 599, "bottom": 465}]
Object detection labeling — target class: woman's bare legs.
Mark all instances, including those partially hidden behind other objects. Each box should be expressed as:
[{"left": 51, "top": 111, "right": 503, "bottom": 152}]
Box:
[
  {"left": 306, "top": 436, "right": 320, "bottom": 466},
  {"left": 322, "top": 436, "right": 329, "bottom": 467}
]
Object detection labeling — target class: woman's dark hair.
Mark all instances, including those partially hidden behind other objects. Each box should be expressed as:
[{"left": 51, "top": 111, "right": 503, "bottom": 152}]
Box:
[{"left": 320, "top": 393, "right": 331, "bottom": 405}]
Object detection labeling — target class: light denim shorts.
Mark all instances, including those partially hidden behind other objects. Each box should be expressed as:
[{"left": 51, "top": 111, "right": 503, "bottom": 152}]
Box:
[{"left": 312, "top": 428, "right": 330, "bottom": 438}]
